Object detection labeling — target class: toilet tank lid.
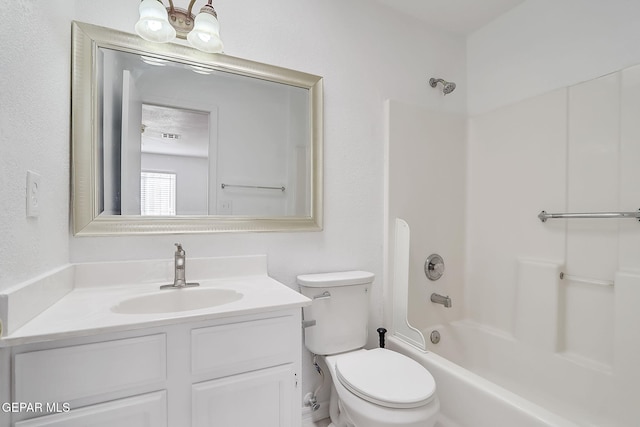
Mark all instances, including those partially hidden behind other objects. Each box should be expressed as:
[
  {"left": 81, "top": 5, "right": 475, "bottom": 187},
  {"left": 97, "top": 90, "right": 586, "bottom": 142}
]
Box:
[{"left": 297, "top": 271, "right": 375, "bottom": 287}]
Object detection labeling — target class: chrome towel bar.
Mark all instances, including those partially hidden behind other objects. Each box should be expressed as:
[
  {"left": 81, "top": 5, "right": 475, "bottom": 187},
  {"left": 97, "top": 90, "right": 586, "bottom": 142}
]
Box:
[
  {"left": 538, "top": 210, "right": 640, "bottom": 222},
  {"left": 560, "top": 272, "right": 614, "bottom": 287},
  {"left": 221, "top": 183, "right": 285, "bottom": 191}
]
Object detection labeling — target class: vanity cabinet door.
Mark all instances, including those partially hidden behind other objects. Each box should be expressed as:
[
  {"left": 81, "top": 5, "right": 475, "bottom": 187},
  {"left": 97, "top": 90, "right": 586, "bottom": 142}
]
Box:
[
  {"left": 192, "top": 364, "right": 295, "bottom": 427},
  {"left": 14, "top": 391, "right": 167, "bottom": 427}
]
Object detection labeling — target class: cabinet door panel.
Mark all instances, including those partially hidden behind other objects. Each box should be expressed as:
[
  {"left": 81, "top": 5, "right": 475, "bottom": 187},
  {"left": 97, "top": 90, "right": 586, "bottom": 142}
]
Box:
[
  {"left": 192, "top": 364, "right": 294, "bottom": 427},
  {"left": 14, "top": 334, "right": 166, "bottom": 403},
  {"left": 191, "top": 316, "right": 296, "bottom": 380},
  {"left": 15, "top": 391, "right": 167, "bottom": 427}
]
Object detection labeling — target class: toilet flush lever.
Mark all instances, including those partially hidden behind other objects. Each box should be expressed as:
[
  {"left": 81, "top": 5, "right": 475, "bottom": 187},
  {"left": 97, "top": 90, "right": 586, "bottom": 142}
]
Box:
[{"left": 312, "top": 291, "right": 331, "bottom": 300}]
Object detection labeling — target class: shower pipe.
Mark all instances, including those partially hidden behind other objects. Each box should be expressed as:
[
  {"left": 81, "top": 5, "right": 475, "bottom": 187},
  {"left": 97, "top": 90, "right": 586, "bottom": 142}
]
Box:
[{"left": 538, "top": 210, "right": 640, "bottom": 222}]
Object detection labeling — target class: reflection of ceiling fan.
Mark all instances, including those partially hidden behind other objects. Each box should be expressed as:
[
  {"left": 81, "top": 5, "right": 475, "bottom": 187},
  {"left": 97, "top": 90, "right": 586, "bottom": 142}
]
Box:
[
  {"left": 142, "top": 124, "right": 181, "bottom": 141},
  {"left": 140, "top": 104, "right": 210, "bottom": 157}
]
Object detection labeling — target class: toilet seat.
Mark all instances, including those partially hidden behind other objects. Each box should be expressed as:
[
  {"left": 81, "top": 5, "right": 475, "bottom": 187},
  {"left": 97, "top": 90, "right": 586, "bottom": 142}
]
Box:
[{"left": 335, "top": 348, "right": 436, "bottom": 409}]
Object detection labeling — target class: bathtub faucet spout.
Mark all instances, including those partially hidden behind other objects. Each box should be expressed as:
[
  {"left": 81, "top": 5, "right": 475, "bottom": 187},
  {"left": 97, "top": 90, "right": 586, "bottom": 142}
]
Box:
[{"left": 431, "top": 293, "right": 452, "bottom": 308}]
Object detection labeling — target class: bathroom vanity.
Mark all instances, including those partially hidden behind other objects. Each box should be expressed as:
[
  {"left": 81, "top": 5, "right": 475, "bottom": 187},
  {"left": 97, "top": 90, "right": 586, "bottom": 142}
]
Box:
[{"left": 0, "top": 255, "right": 310, "bottom": 427}]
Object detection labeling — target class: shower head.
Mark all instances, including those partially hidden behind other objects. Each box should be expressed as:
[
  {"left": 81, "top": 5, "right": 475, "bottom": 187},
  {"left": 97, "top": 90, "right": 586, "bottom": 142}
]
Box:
[{"left": 429, "top": 77, "right": 456, "bottom": 95}]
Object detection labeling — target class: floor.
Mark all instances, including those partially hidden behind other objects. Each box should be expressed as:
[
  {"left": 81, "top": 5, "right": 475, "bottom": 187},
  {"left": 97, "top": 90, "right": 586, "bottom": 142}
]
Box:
[
  {"left": 302, "top": 418, "right": 331, "bottom": 427},
  {"left": 303, "top": 416, "right": 459, "bottom": 427}
]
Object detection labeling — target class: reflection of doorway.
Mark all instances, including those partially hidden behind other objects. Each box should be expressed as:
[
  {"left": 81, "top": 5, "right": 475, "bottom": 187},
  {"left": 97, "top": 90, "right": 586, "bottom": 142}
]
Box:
[{"left": 135, "top": 104, "right": 210, "bottom": 215}]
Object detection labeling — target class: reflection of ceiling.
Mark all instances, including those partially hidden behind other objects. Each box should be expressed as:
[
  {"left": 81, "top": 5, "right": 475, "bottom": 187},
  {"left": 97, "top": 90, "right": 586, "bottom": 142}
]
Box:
[
  {"left": 374, "top": 0, "right": 526, "bottom": 35},
  {"left": 141, "top": 104, "right": 209, "bottom": 158}
]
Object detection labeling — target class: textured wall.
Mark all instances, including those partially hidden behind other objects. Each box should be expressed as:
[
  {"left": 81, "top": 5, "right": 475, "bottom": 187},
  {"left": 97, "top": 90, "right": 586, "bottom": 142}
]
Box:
[
  {"left": 467, "top": 0, "right": 640, "bottom": 115},
  {"left": 67, "top": 0, "right": 467, "bottom": 348},
  {"left": 1, "top": 0, "right": 466, "bottom": 409},
  {"left": 0, "top": 0, "right": 73, "bottom": 289}
]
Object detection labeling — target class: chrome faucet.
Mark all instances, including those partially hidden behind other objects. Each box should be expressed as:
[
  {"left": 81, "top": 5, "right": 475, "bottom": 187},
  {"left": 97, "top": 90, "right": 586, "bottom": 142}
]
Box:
[
  {"left": 430, "top": 293, "right": 452, "bottom": 308},
  {"left": 160, "top": 243, "right": 200, "bottom": 290}
]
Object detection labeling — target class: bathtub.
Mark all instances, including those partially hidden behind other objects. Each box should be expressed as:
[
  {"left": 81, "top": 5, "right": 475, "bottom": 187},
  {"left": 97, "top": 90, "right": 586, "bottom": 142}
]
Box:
[
  {"left": 387, "top": 335, "right": 582, "bottom": 427},
  {"left": 385, "top": 219, "right": 629, "bottom": 426}
]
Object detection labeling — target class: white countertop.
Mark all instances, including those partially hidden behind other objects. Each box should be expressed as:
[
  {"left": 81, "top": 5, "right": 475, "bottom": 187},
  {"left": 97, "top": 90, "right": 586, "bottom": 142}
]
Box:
[{"left": 0, "top": 257, "right": 311, "bottom": 347}]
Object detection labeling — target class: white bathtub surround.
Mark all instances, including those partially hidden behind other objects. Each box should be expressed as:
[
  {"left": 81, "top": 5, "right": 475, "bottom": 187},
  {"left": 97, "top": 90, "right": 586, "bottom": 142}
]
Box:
[
  {"left": 383, "top": 100, "right": 467, "bottom": 332},
  {"left": 390, "top": 218, "right": 427, "bottom": 350},
  {"left": 612, "top": 271, "right": 640, "bottom": 426},
  {"left": 466, "top": 88, "right": 568, "bottom": 333},
  {"left": 0, "top": 255, "right": 310, "bottom": 346},
  {"left": 385, "top": 62, "right": 640, "bottom": 426},
  {"left": 464, "top": 66, "right": 640, "bottom": 425},
  {"left": 514, "top": 259, "right": 562, "bottom": 352}
]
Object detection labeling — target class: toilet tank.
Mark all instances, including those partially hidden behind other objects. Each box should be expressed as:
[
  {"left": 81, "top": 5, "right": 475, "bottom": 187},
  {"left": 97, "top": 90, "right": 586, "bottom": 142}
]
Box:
[{"left": 298, "top": 271, "right": 374, "bottom": 355}]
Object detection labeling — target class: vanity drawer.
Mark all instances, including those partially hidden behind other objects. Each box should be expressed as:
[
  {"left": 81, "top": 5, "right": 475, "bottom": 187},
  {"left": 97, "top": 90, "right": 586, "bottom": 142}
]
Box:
[
  {"left": 14, "top": 334, "right": 166, "bottom": 404},
  {"left": 14, "top": 391, "right": 167, "bottom": 427},
  {"left": 191, "top": 316, "right": 296, "bottom": 379}
]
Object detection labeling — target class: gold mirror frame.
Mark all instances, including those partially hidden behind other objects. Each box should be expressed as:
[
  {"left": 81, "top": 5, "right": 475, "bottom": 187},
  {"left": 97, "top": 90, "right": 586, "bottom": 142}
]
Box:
[{"left": 71, "top": 21, "right": 323, "bottom": 235}]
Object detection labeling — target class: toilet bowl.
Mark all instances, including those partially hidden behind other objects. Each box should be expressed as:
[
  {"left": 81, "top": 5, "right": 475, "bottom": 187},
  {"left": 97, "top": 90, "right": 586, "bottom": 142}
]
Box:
[
  {"left": 298, "top": 271, "right": 440, "bottom": 427},
  {"left": 324, "top": 349, "right": 439, "bottom": 427}
]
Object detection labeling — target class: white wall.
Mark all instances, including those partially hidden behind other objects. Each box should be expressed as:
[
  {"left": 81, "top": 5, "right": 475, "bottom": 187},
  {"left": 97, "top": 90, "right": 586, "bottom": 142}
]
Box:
[
  {"left": 0, "top": 0, "right": 466, "bottom": 408},
  {"left": 0, "top": 0, "right": 73, "bottom": 288},
  {"left": 66, "top": 1, "right": 467, "bottom": 351},
  {"left": 468, "top": 0, "right": 640, "bottom": 115},
  {"left": 0, "top": 0, "right": 466, "bottom": 285}
]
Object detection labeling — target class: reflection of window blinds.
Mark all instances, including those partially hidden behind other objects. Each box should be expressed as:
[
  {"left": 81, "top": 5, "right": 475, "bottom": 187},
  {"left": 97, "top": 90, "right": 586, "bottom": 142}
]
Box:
[{"left": 140, "top": 171, "right": 176, "bottom": 216}]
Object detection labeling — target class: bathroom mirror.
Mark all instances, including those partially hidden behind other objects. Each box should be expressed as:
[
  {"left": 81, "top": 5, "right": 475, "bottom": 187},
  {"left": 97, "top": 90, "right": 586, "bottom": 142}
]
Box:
[{"left": 71, "top": 21, "right": 323, "bottom": 235}]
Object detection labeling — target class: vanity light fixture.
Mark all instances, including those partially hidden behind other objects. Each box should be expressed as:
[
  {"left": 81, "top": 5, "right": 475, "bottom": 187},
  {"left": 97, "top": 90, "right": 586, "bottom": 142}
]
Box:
[{"left": 135, "top": 0, "right": 224, "bottom": 53}]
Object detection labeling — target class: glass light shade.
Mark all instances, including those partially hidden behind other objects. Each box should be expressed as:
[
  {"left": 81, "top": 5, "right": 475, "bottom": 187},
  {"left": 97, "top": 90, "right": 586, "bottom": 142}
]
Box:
[
  {"left": 135, "top": 0, "right": 176, "bottom": 43},
  {"left": 187, "top": 12, "right": 224, "bottom": 53}
]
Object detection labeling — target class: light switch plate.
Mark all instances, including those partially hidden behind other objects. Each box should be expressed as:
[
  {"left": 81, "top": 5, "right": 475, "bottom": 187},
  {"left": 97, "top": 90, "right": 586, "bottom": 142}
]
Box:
[{"left": 26, "top": 170, "right": 41, "bottom": 218}]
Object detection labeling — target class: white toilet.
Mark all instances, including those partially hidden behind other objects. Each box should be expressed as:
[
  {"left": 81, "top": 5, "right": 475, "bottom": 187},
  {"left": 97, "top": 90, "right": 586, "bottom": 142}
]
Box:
[{"left": 298, "top": 271, "right": 439, "bottom": 427}]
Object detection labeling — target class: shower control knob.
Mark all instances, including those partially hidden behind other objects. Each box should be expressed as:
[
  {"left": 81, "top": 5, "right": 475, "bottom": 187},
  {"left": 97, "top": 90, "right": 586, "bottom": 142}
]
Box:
[{"left": 425, "top": 254, "right": 445, "bottom": 281}]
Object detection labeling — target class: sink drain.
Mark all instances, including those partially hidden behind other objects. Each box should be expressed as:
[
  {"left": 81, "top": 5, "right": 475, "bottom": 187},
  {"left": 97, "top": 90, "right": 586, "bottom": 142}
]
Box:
[{"left": 430, "top": 330, "right": 441, "bottom": 344}]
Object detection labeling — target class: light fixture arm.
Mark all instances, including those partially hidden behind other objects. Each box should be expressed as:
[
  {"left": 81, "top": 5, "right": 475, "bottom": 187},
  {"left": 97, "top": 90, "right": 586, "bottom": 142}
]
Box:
[
  {"left": 186, "top": 0, "right": 198, "bottom": 18},
  {"left": 136, "top": 0, "right": 223, "bottom": 52},
  {"left": 165, "top": 0, "right": 200, "bottom": 19},
  {"left": 198, "top": 0, "right": 218, "bottom": 18}
]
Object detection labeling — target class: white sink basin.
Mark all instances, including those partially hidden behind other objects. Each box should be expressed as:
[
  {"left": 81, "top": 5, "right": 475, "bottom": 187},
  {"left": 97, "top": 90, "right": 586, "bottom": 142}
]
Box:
[{"left": 111, "top": 288, "right": 243, "bottom": 314}]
